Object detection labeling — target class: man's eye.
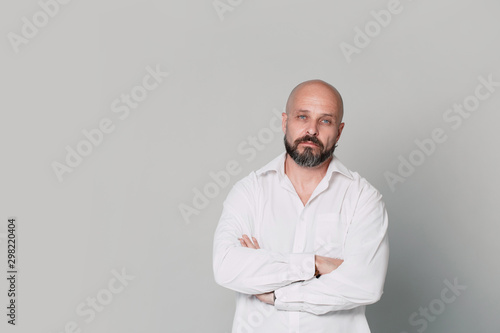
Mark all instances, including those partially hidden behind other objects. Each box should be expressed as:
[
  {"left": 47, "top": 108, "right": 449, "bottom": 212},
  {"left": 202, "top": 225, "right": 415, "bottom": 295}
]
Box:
[
  {"left": 298, "top": 115, "right": 306, "bottom": 119},
  {"left": 322, "top": 119, "right": 331, "bottom": 124}
]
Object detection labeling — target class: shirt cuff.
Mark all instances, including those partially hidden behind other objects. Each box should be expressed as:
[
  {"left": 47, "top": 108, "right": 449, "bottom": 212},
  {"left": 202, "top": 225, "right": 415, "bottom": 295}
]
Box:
[
  {"left": 274, "top": 283, "right": 304, "bottom": 311},
  {"left": 287, "top": 253, "right": 315, "bottom": 281}
]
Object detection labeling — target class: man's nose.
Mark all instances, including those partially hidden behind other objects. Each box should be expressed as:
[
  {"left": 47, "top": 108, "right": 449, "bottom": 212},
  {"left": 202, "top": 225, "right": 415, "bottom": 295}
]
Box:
[{"left": 306, "top": 121, "right": 319, "bottom": 136}]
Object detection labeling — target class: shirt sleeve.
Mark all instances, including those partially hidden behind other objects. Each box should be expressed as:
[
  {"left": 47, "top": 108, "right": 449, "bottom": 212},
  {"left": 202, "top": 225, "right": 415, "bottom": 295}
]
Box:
[
  {"left": 274, "top": 183, "right": 389, "bottom": 314},
  {"left": 213, "top": 174, "right": 316, "bottom": 295}
]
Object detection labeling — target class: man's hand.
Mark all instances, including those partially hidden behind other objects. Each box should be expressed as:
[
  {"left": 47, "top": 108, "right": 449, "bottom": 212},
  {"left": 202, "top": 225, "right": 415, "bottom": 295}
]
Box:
[
  {"left": 255, "top": 291, "right": 275, "bottom": 305},
  {"left": 315, "top": 255, "right": 344, "bottom": 275},
  {"left": 239, "top": 234, "right": 260, "bottom": 249},
  {"left": 239, "top": 235, "right": 275, "bottom": 305}
]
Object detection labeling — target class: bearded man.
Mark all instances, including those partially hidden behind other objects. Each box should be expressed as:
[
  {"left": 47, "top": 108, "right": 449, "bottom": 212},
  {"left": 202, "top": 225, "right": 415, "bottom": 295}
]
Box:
[{"left": 213, "top": 79, "right": 389, "bottom": 333}]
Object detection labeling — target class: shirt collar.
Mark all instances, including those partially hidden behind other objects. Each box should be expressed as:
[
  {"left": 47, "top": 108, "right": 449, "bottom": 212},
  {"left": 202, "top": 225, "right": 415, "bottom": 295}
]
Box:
[{"left": 256, "top": 151, "right": 353, "bottom": 180}]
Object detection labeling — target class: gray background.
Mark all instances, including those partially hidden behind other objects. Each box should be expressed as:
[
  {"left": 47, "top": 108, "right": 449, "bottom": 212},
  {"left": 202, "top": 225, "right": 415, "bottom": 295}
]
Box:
[{"left": 1, "top": 0, "right": 499, "bottom": 332}]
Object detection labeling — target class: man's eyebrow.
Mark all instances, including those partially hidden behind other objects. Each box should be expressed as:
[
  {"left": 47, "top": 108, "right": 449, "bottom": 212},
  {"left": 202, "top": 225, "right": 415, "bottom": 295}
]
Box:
[{"left": 296, "top": 109, "right": 337, "bottom": 118}]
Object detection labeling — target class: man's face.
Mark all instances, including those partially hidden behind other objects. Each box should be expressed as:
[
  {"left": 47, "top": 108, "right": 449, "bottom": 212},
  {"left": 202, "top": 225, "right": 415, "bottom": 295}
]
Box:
[{"left": 282, "top": 84, "right": 344, "bottom": 168}]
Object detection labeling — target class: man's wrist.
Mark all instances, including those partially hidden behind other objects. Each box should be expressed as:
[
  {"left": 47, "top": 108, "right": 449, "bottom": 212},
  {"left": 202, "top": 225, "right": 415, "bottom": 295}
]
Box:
[{"left": 314, "top": 258, "right": 321, "bottom": 278}]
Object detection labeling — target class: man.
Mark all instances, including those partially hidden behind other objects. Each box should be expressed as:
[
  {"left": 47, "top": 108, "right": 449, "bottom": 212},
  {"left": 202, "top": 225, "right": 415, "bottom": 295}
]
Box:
[{"left": 213, "top": 79, "right": 389, "bottom": 332}]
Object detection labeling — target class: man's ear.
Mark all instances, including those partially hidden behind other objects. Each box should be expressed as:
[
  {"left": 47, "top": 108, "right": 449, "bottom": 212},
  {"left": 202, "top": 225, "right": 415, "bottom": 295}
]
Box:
[
  {"left": 282, "top": 112, "right": 288, "bottom": 134},
  {"left": 336, "top": 122, "right": 345, "bottom": 142}
]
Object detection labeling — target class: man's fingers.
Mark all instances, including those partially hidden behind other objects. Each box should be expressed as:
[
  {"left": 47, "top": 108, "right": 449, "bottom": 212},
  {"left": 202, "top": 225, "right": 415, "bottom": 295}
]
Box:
[
  {"left": 252, "top": 236, "right": 261, "bottom": 249},
  {"left": 242, "top": 234, "right": 251, "bottom": 248},
  {"left": 238, "top": 235, "right": 250, "bottom": 248},
  {"left": 239, "top": 234, "right": 258, "bottom": 249},
  {"left": 240, "top": 234, "right": 253, "bottom": 249},
  {"left": 237, "top": 234, "right": 261, "bottom": 250}
]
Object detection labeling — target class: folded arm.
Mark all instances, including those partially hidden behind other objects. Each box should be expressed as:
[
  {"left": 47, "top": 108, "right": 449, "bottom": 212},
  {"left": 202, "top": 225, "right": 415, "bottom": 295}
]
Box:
[
  {"left": 213, "top": 177, "right": 316, "bottom": 295},
  {"left": 273, "top": 185, "right": 390, "bottom": 314}
]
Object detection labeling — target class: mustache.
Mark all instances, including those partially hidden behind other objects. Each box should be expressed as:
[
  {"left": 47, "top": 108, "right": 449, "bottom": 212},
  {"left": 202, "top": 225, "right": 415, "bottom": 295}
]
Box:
[{"left": 295, "top": 135, "right": 323, "bottom": 148}]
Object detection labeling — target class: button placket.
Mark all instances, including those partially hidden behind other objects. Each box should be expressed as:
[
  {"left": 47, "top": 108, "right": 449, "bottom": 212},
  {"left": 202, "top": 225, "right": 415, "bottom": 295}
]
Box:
[{"left": 292, "top": 209, "right": 308, "bottom": 252}]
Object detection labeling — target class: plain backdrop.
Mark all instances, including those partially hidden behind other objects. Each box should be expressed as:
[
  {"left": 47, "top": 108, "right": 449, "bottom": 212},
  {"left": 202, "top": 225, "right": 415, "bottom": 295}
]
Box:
[{"left": 1, "top": 0, "right": 499, "bottom": 332}]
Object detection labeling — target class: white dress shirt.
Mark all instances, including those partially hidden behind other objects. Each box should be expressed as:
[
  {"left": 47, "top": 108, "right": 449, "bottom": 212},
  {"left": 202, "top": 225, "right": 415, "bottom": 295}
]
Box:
[{"left": 213, "top": 151, "right": 389, "bottom": 333}]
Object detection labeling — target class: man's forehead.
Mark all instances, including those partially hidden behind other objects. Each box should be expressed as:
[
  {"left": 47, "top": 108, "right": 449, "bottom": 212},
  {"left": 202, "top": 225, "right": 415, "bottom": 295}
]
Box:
[
  {"left": 290, "top": 99, "right": 343, "bottom": 119},
  {"left": 285, "top": 80, "right": 344, "bottom": 122}
]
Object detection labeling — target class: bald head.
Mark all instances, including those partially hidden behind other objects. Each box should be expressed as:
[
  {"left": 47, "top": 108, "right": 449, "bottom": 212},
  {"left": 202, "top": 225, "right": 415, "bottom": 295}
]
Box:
[{"left": 285, "top": 79, "right": 344, "bottom": 122}]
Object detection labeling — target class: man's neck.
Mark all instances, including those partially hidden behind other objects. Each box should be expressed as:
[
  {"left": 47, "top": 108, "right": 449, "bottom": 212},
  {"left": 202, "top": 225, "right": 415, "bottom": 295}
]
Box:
[{"left": 284, "top": 154, "right": 331, "bottom": 191}]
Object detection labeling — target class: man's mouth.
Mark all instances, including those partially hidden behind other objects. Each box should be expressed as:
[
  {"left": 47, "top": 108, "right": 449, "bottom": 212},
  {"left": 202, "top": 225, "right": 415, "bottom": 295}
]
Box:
[{"left": 300, "top": 141, "right": 318, "bottom": 147}]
